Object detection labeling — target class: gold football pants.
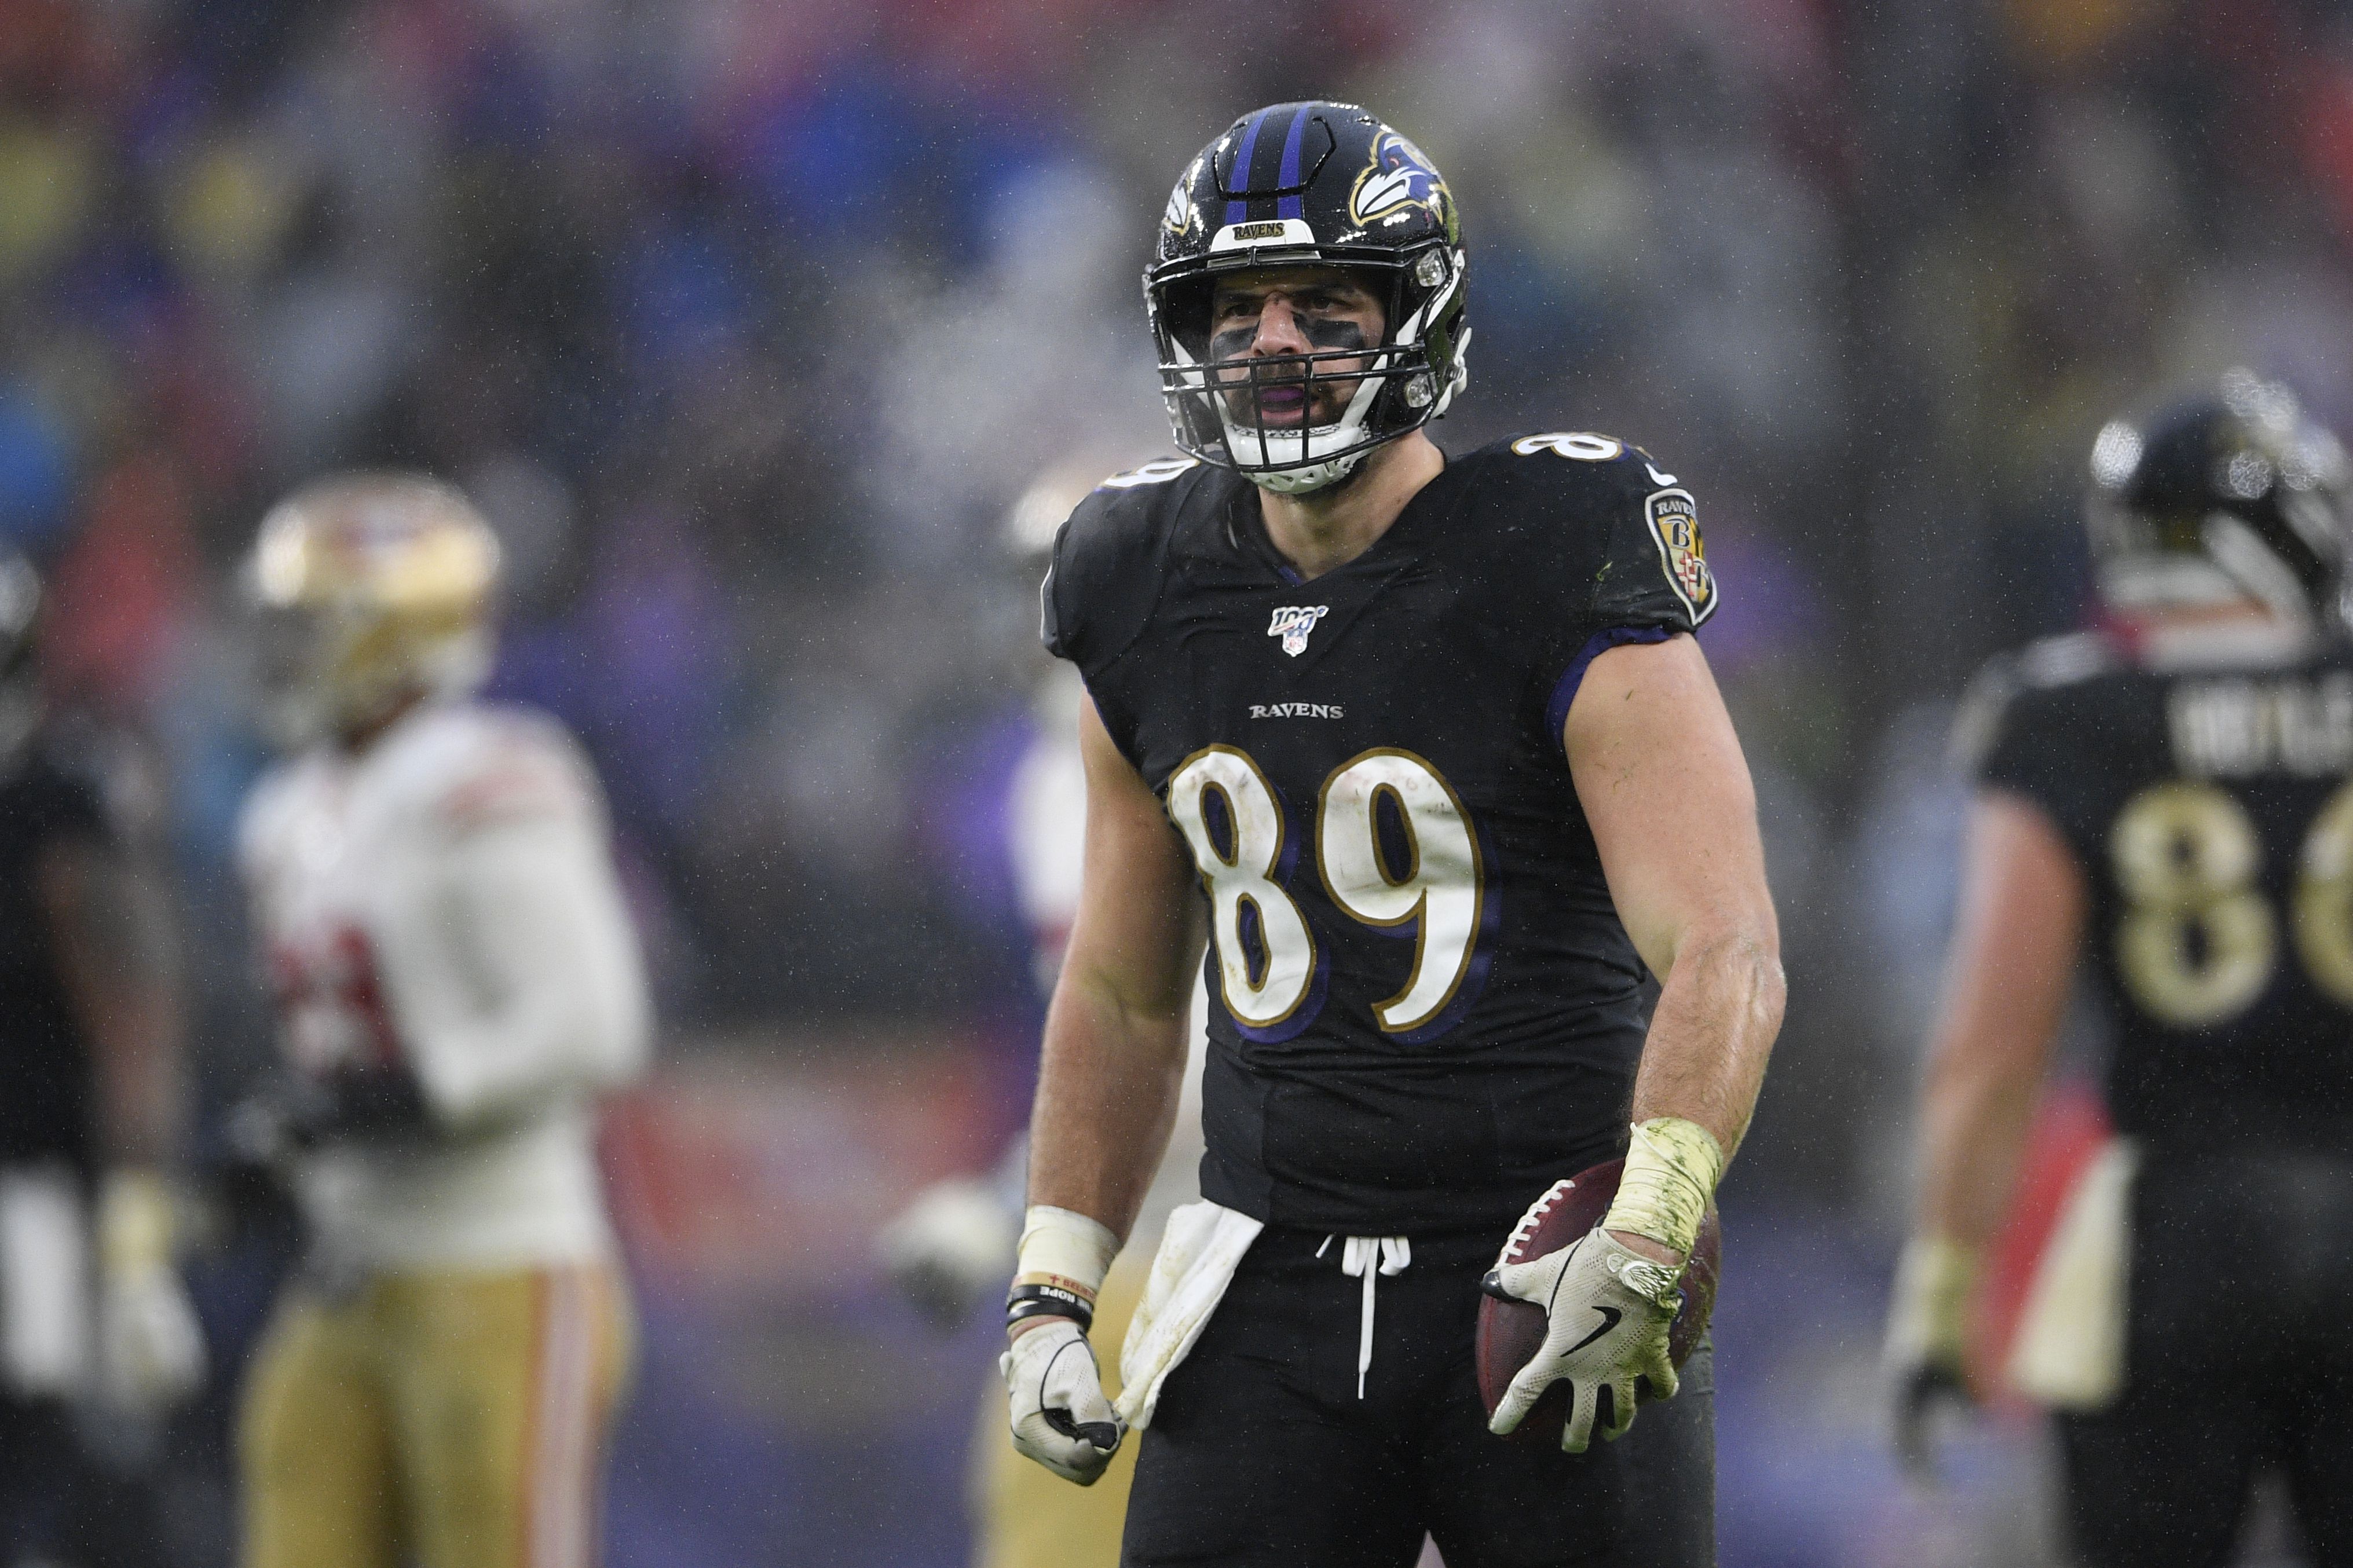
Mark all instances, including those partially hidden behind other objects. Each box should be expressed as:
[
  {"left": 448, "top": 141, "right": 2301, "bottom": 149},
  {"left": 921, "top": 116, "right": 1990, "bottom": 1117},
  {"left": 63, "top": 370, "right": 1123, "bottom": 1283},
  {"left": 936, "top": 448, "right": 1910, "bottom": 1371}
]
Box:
[
  {"left": 239, "top": 1263, "right": 633, "bottom": 1568},
  {"left": 975, "top": 1246, "right": 1148, "bottom": 1568}
]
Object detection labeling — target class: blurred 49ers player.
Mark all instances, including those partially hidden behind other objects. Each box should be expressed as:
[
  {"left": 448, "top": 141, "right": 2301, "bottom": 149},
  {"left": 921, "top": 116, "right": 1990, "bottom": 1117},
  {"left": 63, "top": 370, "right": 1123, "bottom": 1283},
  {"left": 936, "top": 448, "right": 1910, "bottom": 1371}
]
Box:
[{"left": 230, "top": 475, "right": 650, "bottom": 1568}]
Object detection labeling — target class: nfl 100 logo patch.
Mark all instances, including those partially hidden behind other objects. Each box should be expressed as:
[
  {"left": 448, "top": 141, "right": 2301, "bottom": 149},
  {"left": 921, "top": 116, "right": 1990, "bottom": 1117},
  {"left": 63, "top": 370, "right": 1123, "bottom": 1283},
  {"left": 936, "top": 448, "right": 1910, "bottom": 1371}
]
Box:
[{"left": 1268, "top": 605, "right": 1330, "bottom": 657}]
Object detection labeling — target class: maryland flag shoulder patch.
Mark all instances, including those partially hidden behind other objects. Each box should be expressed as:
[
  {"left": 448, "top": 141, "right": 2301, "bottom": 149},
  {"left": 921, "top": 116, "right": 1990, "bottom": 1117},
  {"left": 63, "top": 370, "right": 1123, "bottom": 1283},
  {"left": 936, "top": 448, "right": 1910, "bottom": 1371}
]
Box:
[{"left": 1644, "top": 488, "right": 1717, "bottom": 627}]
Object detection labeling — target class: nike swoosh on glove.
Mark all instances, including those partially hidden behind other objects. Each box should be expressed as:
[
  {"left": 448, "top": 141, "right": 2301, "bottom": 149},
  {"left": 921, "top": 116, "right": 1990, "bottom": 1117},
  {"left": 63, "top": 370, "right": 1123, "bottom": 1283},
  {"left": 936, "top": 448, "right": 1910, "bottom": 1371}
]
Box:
[
  {"left": 1484, "top": 1227, "right": 1681, "bottom": 1453},
  {"left": 1001, "top": 1318, "right": 1126, "bottom": 1484}
]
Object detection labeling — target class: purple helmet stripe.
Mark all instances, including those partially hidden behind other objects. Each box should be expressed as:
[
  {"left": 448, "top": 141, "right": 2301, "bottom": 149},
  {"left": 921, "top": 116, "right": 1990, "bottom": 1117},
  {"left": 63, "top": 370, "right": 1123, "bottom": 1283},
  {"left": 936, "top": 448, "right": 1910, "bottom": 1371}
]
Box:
[
  {"left": 1224, "top": 108, "right": 1268, "bottom": 225},
  {"left": 1276, "top": 104, "right": 1311, "bottom": 220}
]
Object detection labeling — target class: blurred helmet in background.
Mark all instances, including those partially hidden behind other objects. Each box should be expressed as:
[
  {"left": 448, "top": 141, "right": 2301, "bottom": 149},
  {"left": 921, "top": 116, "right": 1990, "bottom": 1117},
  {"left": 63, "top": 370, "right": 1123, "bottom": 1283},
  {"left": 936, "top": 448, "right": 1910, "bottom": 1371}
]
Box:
[
  {"left": 1001, "top": 455, "right": 1106, "bottom": 581},
  {"left": 245, "top": 473, "right": 500, "bottom": 748},
  {"left": 997, "top": 452, "right": 1141, "bottom": 706},
  {"left": 2087, "top": 369, "right": 2353, "bottom": 628},
  {"left": 0, "top": 552, "right": 42, "bottom": 768},
  {"left": 1146, "top": 101, "right": 1470, "bottom": 495}
]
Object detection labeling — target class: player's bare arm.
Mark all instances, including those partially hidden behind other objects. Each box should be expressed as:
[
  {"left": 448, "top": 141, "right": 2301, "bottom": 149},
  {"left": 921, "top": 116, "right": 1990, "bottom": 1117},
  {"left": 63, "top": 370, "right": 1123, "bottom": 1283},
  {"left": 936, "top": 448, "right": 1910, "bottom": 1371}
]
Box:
[
  {"left": 1567, "top": 633, "right": 1784, "bottom": 1195},
  {"left": 1002, "top": 695, "right": 1202, "bottom": 1484},
  {"left": 1884, "top": 790, "right": 2084, "bottom": 1467},
  {"left": 1915, "top": 793, "right": 2084, "bottom": 1247},
  {"left": 1020, "top": 695, "right": 1204, "bottom": 1248},
  {"left": 1486, "top": 632, "right": 1782, "bottom": 1453},
  {"left": 36, "top": 837, "right": 182, "bottom": 1166}
]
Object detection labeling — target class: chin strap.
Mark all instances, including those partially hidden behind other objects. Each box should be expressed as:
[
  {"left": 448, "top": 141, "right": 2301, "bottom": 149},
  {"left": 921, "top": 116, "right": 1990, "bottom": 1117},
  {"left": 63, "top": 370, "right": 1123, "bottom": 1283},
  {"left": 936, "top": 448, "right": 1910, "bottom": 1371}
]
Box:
[{"left": 1228, "top": 366, "right": 1392, "bottom": 496}]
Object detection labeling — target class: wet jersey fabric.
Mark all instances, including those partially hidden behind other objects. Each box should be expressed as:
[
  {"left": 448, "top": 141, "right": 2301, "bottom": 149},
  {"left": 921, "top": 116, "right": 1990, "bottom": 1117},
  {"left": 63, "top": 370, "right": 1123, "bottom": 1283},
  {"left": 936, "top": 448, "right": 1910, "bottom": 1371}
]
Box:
[
  {"left": 1972, "top": 630, "right": 2353, "bottom": 1157},
  {"left": 0, "top": 752, "right": 112, "bottom": 1171},
  {"left": 1043, "top": 434, "right": 1716, "bottom": 1236}
]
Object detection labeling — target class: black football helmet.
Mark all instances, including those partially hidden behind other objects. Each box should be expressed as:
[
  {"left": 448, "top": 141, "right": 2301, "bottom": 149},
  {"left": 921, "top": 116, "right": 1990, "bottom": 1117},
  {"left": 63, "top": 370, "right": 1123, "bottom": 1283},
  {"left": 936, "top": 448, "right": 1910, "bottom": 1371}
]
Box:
[
  {"left": 1146, "top": 101, "right": 1469, "bottom": 494},
  {"left": 2088, "top": 369, "right": 2353, "bottom": 626}
]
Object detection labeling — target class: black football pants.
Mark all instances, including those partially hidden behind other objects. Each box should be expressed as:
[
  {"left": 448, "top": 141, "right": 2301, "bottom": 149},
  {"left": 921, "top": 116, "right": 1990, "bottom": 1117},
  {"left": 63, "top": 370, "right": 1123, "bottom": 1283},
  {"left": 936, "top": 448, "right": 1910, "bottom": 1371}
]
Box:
[
  {"left": 1120, "top": 1225, "right": 1714, "bottom": 1568},
  {"left": 2057, "top": 1149, "right": 2353, "bottom": 1568}
]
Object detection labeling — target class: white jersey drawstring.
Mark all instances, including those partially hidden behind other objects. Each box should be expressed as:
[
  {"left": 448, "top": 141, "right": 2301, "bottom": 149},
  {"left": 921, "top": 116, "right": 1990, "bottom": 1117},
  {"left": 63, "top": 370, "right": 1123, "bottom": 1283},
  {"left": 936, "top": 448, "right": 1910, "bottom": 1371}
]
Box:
[{"left": 1318, "top": 1234, "right": 1411, "bottom": 1398}]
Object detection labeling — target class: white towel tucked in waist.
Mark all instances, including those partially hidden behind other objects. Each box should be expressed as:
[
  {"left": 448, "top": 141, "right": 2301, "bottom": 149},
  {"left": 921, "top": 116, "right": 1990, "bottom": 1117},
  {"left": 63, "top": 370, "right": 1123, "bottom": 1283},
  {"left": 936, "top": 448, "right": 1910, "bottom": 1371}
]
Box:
[
  {"left": 1115, "top": 1199, "right": 1263, "bottom": 1429},
  {"left": 2007, "top": 1138, "right": 2138, "bottom": 1411}
]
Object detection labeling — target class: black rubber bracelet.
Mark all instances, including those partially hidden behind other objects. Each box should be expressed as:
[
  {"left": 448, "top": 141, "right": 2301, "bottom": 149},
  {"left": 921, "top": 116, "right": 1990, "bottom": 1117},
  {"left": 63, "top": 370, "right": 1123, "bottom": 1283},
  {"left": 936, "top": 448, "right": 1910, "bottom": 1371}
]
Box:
[
  {"left": 1006, "top": 1297, "right": 1090, "bottom": 1331},
  {"left": 1005, "top": 1283, "right": 1093, "bottom": 1333}
]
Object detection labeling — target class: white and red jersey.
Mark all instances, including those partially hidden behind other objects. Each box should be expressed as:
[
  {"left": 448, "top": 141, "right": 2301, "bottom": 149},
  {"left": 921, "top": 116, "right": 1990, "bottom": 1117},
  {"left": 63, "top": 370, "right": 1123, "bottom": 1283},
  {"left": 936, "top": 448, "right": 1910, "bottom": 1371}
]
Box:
[{"left": 238, "top": 701, "right": 650, "bottom": 1271}]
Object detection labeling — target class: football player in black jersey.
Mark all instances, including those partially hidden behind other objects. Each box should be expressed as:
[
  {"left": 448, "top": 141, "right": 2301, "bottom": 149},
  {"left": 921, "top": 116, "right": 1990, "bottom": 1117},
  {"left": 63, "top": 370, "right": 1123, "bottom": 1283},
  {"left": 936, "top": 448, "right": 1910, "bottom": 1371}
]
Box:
[
  {"left": 0, "top": 551, "right": 202, "bottom": 1565},
  {"left": 995, "top": 102, "right": 1784, "bottom": 1568},
  {"left": 1885, "top": 372, "right": 2353, "bottom": 1566}
]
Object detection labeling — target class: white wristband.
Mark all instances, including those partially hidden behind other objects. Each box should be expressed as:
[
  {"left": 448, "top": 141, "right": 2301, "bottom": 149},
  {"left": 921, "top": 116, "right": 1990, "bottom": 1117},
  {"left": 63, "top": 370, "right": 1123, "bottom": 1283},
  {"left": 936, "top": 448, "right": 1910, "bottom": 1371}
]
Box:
[{"left": 1015, "top": 1205, "right": 1118, "bottom": 1300}]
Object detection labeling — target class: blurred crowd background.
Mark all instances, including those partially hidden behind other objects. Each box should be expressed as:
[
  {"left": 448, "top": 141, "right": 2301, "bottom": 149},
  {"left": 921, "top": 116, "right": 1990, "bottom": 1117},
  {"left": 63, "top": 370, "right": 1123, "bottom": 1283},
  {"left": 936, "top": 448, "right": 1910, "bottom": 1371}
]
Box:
[{"left": 7, "top": 0, "right": 2351, "bottom": 1563}]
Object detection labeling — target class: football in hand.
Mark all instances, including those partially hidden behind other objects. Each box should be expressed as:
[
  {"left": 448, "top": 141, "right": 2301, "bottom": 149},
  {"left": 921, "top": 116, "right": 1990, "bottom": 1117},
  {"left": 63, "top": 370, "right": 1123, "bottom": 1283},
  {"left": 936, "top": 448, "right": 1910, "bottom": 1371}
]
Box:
[{"left": 1475, "top": 1157, "right": 1722, "bottom": 1444}]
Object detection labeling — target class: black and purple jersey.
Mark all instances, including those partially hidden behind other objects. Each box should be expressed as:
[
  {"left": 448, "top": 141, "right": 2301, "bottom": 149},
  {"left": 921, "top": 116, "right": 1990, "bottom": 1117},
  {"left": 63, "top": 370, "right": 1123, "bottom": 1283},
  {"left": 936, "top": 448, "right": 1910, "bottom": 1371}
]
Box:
[
  {"left": 1969, "top": 630, "right": 2353, "bottom": 1159},
  {"left": 1043, "top": 432, "right": 1719, "bottom": 1236},
  {"left": 0, "top": 749, "right": 112, "bottom": 1171}
]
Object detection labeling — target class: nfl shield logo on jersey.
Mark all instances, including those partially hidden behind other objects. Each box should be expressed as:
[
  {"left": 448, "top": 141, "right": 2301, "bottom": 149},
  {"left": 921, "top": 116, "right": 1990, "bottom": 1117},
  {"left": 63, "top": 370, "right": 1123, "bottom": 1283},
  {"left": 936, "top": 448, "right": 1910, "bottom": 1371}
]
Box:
[{"left": 1268, "top": 605, "right": 1330, "bottom": 657}]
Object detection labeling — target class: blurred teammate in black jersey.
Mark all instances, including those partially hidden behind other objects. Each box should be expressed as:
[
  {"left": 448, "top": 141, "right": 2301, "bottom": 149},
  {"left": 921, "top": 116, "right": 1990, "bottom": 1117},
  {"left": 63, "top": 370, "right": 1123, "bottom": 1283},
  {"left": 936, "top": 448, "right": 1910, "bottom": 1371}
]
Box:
[
  {"left": 993, "top": 102, "right": 1784, "bottom": 1568},
  {"left": 1887, "top": 371, "right": 2353, "bottom": 1566},
  {"left": 0, "top": 551, "right": 202, "bottom": 1566}
]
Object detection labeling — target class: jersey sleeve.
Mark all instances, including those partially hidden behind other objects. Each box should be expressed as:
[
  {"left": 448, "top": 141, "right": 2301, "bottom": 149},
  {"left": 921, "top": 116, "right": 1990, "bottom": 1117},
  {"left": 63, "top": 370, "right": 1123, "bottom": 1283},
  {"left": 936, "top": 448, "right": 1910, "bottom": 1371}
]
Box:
[
  {"left": 1040, "top": 476, "right": 1175, "bottom": 673},
  {"left": 1039, "top": 463, "right": 1188, "bottom": 761},
  {"left": 1959, "top": 648, "right": 2114, "bottom": 866},
  {"left": 1487, "top": 435, "right": 1722, "bottom": 733},
  {"left": 375, "top": 715, "right": 651, "bottom": 1127},
  {"left": 1585, "top": 448, "right": 1718, "bottom": 634},
  {"left": 422, "top": 714, "right": 601, "bottom": 840},
  {"left": 234, "top": 764, "right": 306, "bottom": 917}
]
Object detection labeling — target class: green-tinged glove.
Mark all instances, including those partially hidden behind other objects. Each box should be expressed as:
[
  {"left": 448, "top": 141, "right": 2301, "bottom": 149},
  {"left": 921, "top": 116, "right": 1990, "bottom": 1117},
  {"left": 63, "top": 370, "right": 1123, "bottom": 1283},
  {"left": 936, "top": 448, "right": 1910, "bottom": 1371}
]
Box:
[
  {"left": 95, "top": 1171, "right": 206, "bottom": 1414},
  {"left": 1884, "top": 1236, "right": 1978, "bottom": 1479}
]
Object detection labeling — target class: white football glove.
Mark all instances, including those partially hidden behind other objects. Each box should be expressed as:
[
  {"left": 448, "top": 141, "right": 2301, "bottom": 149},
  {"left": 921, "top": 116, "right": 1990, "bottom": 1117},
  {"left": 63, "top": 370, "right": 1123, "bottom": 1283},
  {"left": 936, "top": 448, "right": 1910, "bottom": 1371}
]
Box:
[
  {"left": 878, "top": 1178, "right": 1019, "bottom": 1329},
  {"left": 1001, "top": 1318, "right": 1125, "bottom": 1485},
  {"left": 1485, "top": 1226, "right": 1682, "bottom": 1453},
  {"left": 94, "top": 1172, "right": 205, "bottom": 1413},
  {"left": 97, "top": 1266, "right": 206, "bottom": 1412}
]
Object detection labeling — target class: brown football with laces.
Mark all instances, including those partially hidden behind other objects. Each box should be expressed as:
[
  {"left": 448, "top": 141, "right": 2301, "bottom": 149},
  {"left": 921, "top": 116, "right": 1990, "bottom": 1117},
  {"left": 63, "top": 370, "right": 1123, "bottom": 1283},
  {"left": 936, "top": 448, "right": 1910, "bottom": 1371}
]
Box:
[{"left": 1475, "top": 1157, "right": 1722, "bottom": 1444}]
